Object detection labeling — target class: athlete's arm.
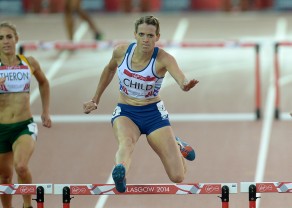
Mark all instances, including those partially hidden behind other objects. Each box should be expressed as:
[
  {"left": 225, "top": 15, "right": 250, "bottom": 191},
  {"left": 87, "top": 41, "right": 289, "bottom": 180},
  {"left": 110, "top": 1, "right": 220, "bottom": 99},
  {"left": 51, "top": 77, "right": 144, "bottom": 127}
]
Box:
[
  {"left": 159, "top": 49, "right": 199, "bottom": 91},
  {"left": 27, "top": 56, "right": 52, "bottom": 128},
  {"left": 83, "top": 44, "right": 127, "bottom": 114}
]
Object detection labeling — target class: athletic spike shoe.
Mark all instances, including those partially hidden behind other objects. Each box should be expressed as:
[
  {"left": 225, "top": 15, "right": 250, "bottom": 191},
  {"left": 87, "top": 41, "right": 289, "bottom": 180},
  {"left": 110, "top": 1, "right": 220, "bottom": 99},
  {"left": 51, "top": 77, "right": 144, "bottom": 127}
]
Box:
[
  {"left": 112, "top": 164, "right": 126, "bottom": 193},
  {"left": 175, "top": 137, "right": 196, "bottom": 161},
  {"left": 95, "top": 33, "right": 103, "bottom": 40}
]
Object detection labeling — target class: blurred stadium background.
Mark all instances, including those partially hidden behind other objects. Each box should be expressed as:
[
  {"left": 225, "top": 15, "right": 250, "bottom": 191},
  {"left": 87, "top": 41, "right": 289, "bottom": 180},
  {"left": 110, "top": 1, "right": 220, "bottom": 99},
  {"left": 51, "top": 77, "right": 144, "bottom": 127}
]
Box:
[{"left": 0, "top": 0, "right": 291, "bottom": 15}]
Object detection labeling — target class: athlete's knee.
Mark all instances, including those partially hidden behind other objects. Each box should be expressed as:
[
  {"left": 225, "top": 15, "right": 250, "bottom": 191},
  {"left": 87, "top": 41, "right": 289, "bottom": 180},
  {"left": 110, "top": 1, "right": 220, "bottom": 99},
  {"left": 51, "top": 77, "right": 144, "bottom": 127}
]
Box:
[
  {"left": 169, "top": 173, "right": 184, "bottom": 183},
  {"left": 14, "top": 163, "right": 29, "bottom": 178},
  {"left": 118, "top": 137, "right": 136, "bottom": 151},
  {"left": 0, "top": 174, "right": 13, "bottom": 184},
  {"left": 169, "top": 171, "right": 185, "bottom": 183}
]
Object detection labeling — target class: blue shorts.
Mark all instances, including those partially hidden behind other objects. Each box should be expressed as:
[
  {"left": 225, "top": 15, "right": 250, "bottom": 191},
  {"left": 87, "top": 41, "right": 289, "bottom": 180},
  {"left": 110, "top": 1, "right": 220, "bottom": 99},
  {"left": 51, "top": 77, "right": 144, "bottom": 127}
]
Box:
[{"left": 111, "top": 101, "right": 171, "bottom": 135}]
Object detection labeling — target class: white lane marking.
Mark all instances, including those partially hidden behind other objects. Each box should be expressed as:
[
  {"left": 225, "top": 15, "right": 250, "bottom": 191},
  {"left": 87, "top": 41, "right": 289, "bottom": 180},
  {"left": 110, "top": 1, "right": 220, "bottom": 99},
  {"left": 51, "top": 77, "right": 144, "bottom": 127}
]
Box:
[
  {"left": 74, "top": 22, "right": 89, "bottom": 42},
  {"left": 254, "top": 17, "right": 287, "bottom": 208},
  {"left": 173, "top": 18, "right": 189, "bottom": 42},
  {"left": 275, "top": 17, "right": 287, "bottom": 41},
  {"left": 33, "top": 113, "right": 257, "bottom": 123}
]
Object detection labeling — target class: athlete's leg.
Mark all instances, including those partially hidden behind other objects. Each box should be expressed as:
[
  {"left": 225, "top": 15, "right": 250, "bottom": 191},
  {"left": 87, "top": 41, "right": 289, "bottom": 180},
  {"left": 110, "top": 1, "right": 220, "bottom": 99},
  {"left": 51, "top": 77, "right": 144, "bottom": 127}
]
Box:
[
  {"left": 112, "top": 116, "right": 141, "bottom": 172},
  {"left": 12, "top": 135, "right": 35, "bottom": 208},
  {"left": 112, "top": 116, "right": 140, "bottom": 192},
  {"left": 64, "top": 0, "right": 76, "bottom": 40},
  {"left": 240, "top": 0, "right": 250, "bottom": 11},
  {"left": 0, "top": 152, "right": 13, "bottom": 208},
  {"left": 75, "top": 0, "right": 102, "bottom": 39},
  {"left": 222, "top": 0, "right": 232, "bottom": 11},
  {"left": 120, "top": 0, "right": 132, "bottom": 12},
  {"left": 146, "top": 126, "right": 186, "bottom": 183}
]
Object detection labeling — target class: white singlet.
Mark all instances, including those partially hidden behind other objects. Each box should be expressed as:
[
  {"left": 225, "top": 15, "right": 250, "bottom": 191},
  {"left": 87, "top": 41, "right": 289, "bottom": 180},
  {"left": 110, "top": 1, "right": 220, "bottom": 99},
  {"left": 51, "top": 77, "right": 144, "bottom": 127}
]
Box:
[
  {"left": 117, "top": 43, "right": 164, "bottom": 99},
  {"left": 0, "top": 55, "right": 33, "bottom": 94}
]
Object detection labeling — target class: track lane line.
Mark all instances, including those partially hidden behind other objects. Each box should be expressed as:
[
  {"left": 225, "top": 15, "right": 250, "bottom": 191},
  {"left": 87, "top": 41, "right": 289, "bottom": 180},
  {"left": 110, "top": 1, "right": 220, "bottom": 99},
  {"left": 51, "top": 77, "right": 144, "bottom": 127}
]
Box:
[{"left": 254, "top": 17, "right": 287, "bottom": 208}]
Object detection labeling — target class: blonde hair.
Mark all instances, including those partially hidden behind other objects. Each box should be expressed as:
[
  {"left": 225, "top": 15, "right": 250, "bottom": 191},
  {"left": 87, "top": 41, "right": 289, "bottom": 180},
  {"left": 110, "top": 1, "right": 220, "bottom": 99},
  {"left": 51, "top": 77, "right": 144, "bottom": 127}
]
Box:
[{"left": 0, "top": 21, "right": 18, "bottom": 38}]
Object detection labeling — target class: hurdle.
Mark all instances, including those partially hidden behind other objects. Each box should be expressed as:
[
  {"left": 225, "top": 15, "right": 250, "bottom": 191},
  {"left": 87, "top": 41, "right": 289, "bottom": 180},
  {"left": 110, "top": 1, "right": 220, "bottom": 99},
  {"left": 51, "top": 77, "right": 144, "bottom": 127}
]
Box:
[
  {"left": 18, "top": 39, "right": 262, "bottom": 120},
  {"left": 241, "top": 182, "right": 292, "bottom": 208},
  {"left": 54, "top": 183, "right": 237, "bottom": 208},
  {"left": 0, "top": 184, "right": 53, "bottom": 208},
  {"left": 274, "top": 41, "right": 292, "bottom": 119}
]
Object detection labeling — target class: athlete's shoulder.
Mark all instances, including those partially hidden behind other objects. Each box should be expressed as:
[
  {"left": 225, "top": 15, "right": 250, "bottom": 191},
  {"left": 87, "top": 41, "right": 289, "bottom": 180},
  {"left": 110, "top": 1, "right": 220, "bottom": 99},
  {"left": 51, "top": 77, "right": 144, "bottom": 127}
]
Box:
[
  {"left": 113, "top": 43, "right": 131, "bottom": 58},
  {"left": 18, "top": 54, "right": 34, "bottom": 68},
  {"left": 24, "top": 56, "right": 38, "bottom": 66},
  {"left": 157, "top": 48, "right": 174, "bottom": 60},
  {"left": 23, "top": 56, "right": 41, "bottom": 74},
  {"left": 114, "top": 43, "right": 131, "bottom": 52}
]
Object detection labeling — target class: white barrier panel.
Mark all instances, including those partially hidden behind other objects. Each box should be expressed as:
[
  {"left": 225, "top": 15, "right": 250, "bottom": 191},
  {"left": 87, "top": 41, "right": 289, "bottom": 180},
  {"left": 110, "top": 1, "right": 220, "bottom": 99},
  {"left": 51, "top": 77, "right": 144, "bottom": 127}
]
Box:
[
  {"left": 241, "top": 182, "right": 292, "bottom": 193},
  {"left": 54, "top": 183, "right": 237, "bottom": 195},
  {"left": 0, "top": 184, "right": 53, "bottom": 194}
]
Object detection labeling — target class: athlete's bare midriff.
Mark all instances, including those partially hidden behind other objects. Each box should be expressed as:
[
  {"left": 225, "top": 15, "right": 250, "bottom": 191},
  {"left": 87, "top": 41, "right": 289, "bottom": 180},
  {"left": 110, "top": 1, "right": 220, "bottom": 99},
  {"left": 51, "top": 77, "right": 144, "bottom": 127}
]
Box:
[
  {"left": 118, "top": 92, "right": 161, "bottom": 106},
  {"left": 0, "top": 93, "right": 32, "bottom": 124}
]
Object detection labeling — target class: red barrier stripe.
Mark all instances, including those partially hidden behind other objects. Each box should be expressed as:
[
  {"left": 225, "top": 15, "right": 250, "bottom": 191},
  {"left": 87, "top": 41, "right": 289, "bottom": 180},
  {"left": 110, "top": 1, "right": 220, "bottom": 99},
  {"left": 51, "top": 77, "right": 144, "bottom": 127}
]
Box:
[
  {"left": 256, "top": 182, "right": 292, "bottom": 193},
  {"left": 67, "top": 183, "right": 225, "bottom": 195},
  {"left": 278, "top": 41, "right": 292, "bottom": 46},
  {"left": 0, "top": 184, "right": 52, "bottom": 195}
]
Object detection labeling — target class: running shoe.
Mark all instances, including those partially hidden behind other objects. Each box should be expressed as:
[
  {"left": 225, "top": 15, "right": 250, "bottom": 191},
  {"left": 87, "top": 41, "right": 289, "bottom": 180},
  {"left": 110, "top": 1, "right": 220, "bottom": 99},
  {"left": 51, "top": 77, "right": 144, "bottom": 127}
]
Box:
[
  {"left": 112, "top": 164, "right": 126, "bottom": 193},
  {"left": 176, "top": 137, "right": 196, "bottom": 161},
  {"left": 95, "top": 33, "right": 103, "bottom": 40}
]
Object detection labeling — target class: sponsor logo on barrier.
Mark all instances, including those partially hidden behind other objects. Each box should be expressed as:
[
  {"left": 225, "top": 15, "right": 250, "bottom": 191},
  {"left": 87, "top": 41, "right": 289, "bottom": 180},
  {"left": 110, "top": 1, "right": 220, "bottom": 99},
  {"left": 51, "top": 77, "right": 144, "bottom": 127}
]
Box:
[
  {"left": 19, "top": 186, "right": 36, "bottom": 194},
  {"left": 204, "top": 185, "right": 221, "bottom": 194},
  {"left": 257, "top": 184, "right": 276, "bottom": 193},
  {"left": 71, "top": 186, "right": 88, "bottom": 195}
]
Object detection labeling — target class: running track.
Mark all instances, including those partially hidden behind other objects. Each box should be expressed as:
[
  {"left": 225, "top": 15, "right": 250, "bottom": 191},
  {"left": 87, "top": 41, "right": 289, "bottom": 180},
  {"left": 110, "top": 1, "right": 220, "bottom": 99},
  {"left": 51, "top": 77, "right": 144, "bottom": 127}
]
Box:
[{"left": 3, "top": 12, "right": 292, "bottom": 208}]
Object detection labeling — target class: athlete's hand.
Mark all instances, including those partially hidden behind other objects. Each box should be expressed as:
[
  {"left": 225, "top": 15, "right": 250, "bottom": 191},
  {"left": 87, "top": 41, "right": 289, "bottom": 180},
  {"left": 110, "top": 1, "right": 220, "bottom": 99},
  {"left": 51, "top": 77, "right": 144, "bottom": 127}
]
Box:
[
  {"left": 181, "top": 79, "right": 199, "bottom": 91},
  {"left": 83, "top": 100, "right": 98, "bottom": 114},
  {"left": 0, "top": 77, "right": 5, "bottom": 84},
  {"left": 41, "top": 113, "right": 52, "bottom": 128}
]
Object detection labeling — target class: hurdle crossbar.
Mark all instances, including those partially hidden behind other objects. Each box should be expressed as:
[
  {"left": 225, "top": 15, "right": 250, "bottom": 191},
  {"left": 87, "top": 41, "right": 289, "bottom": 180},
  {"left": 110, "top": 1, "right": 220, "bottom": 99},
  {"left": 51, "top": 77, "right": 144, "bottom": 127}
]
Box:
[
  {"left": 0, "top": 184, "right": 53, "bottom": 195},
  {"left": 54, "top": 183, "right": 237, "bottom": 195},
  {"left": 19, "top": 40, "right": 258, "bottom": 51},
  {"left": 241, "top": 182, "right": 292, "bottom": 193},
  {"left": 18, "top": 40, "right": 261, "bottom": 119}
]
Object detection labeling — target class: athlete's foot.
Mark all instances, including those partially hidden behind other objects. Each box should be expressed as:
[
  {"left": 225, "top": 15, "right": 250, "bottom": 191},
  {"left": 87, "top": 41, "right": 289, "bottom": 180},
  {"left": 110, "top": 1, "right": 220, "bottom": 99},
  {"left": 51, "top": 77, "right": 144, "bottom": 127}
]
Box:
[
  {"left": 112, "top": 164, "right": 126, "bottom": 193},
  {"left": 95, "top": 32, "right": 103, "bottom": 40},
  {"left": 176, "top": 137, "right": 196, "bottom": 161}
]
